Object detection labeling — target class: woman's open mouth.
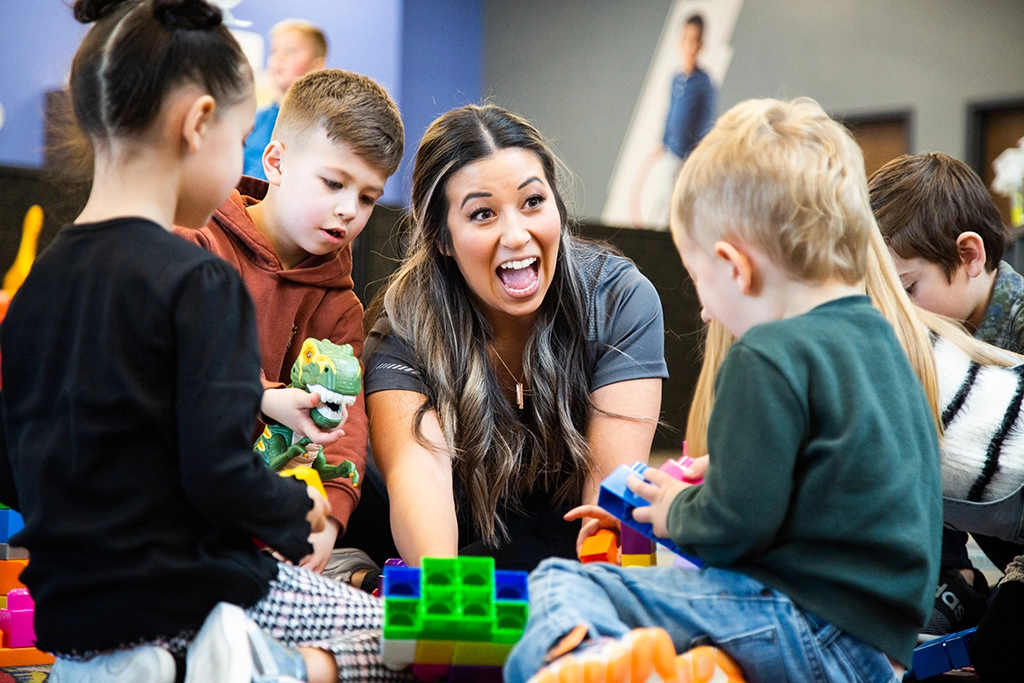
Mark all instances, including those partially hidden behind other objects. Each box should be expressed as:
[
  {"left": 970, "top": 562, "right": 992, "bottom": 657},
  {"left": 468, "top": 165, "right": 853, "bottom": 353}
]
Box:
[{"left": 497, "top": 256, "right": 540, "bottom": 298}]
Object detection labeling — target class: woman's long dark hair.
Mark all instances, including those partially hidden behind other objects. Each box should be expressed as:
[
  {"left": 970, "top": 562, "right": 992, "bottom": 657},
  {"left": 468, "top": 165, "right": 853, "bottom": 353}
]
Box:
[{"left": 368, "top": 105, "right": 593, "bottom": 545}]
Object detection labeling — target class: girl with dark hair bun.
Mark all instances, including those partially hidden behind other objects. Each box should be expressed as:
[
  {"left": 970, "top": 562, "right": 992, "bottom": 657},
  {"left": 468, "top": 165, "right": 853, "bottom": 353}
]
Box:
[
  {"left": 354, "top": 105, "right": 668, "bottom": 570},
  {"left": 0, "top": 2, "right": 410, "bottom": 681}
]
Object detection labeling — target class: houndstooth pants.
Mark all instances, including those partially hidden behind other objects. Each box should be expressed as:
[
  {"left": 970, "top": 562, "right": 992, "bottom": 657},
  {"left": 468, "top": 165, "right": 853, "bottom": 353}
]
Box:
[{"left": 247, "top": 562, "right": 415, "bottom": 682}]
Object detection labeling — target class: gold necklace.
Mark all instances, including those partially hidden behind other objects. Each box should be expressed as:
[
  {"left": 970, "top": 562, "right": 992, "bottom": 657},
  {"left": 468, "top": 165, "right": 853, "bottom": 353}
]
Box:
[{"left": 491, "top": 346, "right": 530, "bottom": 410}]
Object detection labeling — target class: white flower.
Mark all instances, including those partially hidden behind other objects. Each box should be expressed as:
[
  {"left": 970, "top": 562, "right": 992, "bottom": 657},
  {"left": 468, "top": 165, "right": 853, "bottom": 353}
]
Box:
[{"left": 992, "top": 136, "right": 1024, "bottom": 197}]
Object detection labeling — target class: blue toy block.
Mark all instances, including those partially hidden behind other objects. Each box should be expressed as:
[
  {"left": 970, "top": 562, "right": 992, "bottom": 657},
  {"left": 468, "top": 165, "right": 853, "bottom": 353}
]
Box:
[
  {"left": 597, "top": 463, "right": 704, "bottom": 568},
  {"left": 382, "top": 566, "right": 422, "bottom": 599},
  {"left": 907, "top": 627, "right": 975, "bottom": 680},
  {"left": 0, "top": 510, "right": 23, "bottom": 544},
  {"left": 494, "top": 570, "right": 528, "bottom": 601}
]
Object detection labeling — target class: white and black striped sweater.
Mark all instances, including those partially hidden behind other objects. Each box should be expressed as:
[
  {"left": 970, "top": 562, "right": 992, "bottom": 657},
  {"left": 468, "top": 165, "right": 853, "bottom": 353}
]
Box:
[{"left": 935, "top": 334, "right": 1024, "bottom": 503}]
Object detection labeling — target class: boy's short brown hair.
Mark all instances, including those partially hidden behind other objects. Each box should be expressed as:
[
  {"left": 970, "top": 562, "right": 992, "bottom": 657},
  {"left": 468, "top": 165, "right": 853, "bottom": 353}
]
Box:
[
  {"left": 671, "top": 97, "right": 874, "bottom": 285},
  {"left": 270, "top": 19, "right": 328, "bottom": 60},
  {"left": 869, "top": 153, "right": 1007, "bottom": 279},
  {"left": 273, "top": 68, "right": 405, "bottom": 177}
]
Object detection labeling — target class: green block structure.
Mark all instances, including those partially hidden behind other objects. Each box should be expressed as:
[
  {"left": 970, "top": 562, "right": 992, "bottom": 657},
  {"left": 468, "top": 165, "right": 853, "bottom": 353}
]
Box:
[{"left": 380, "top": 557, "right": 529, "bottom": 679}]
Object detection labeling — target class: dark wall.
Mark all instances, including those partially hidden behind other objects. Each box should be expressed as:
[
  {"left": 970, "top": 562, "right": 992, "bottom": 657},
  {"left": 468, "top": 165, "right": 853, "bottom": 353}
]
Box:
[{"left": 2, "top": 166, "right": 701, "bottom": 451}]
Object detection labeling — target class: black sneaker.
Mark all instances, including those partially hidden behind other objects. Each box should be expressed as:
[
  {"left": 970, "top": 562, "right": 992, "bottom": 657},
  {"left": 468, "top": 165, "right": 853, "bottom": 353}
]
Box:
[{"left": 919, "top": 567, "right": 991, "bottom": 642}]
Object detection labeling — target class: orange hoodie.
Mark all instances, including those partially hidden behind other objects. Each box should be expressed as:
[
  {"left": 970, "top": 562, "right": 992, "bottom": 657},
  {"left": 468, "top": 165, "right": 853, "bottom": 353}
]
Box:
[{"left": 173, "top": 177, "right": 366, "bottom": 532}]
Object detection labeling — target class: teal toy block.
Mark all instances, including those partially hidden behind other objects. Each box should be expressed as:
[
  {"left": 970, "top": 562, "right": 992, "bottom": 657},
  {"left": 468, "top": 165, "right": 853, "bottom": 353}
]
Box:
[{"left": 0, "top": 510, "right": 23, "bottom": 544}]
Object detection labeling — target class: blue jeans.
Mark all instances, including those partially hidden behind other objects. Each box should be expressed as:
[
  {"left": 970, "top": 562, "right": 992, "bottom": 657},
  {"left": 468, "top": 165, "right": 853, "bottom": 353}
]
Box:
[{"left": 504, "top": 559, "right": 900, "bottom": 683}]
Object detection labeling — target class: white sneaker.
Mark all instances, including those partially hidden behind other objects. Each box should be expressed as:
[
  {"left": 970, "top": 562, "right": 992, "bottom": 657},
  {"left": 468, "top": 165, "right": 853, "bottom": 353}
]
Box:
[
  {"left": 185, "top": 602, "right": 307, "bottom": 683},
  {"left": 49, "top": 646, "right": 175, "bottom": 683}
]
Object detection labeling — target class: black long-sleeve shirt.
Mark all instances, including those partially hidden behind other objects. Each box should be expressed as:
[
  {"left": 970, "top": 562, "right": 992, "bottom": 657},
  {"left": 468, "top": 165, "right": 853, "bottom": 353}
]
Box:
[{"left": 0, "top": 217, "right": 313, "bottom": 654}]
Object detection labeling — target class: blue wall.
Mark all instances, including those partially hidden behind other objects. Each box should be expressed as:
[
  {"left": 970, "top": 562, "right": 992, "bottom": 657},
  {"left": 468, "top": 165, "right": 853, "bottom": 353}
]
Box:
[
  {"left": 395, "top": 0, "right": 483, "bottom": 201},
  {"left": 0, "top": 0, "right": 481, "bottom": 206}
]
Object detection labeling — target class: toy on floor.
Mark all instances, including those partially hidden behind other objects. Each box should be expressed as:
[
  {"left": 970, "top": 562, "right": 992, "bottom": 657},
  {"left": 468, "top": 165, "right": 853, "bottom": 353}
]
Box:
[
  {"left": 0, "top": 205, "right": 44, "bottom": 392},
  {"left": 904, "top": 627, "right": 975, "bottom": 680},
  {"left": 597, "top": 461, "right": 705, "bottom": 568},
  {"left": 254, "top": 338, "right": 362, "bottom": 491},
  {"left": 380, "top": 556, "right": 529, "bottom": 681}
]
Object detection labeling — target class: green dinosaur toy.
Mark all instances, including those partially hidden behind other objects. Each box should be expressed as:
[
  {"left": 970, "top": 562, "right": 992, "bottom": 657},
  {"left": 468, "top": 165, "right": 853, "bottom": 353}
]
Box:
[{"left": 254, "top": 338, "right": 361, "bottom": 487}]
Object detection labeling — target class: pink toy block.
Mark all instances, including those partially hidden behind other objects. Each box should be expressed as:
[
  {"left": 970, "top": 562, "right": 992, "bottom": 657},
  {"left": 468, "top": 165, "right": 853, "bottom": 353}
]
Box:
[
  {"left": 659, "top": 448, "right": 703, "bottom": 485},
  {"left": 0, "top": 588, "right": 35, "bottom": 648}
]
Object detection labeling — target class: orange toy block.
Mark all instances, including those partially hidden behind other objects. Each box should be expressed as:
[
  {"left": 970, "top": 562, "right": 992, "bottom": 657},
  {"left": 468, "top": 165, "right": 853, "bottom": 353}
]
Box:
[
  {"left": 0, "top": 645, "right": 54, "bottom": 666},
  {"left": 579, "top": 529, "right": 618, "bottom": 564},
  {"left": 0, "top": 561, "right": 27, "bottom": 595}
]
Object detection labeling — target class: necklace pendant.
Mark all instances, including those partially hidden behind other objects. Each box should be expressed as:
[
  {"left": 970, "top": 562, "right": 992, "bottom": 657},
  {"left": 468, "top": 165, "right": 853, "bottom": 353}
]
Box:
[{"left": 516, "top": 383, "right": 524, "bottom": 410}]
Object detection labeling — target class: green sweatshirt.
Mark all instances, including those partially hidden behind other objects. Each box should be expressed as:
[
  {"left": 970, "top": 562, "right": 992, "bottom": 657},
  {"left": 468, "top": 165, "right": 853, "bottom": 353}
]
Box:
[{"left": 669, "top": 296, "right": 941, "bottom": 667}]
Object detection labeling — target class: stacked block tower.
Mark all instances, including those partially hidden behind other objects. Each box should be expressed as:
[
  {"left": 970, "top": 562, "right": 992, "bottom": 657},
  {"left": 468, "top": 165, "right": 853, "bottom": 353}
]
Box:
[
  {"left": 0, "top": 505, "right": 52, "bottom": 666},
  {"left": 381, "top": 556, "right": 529, "bottom": 682}
]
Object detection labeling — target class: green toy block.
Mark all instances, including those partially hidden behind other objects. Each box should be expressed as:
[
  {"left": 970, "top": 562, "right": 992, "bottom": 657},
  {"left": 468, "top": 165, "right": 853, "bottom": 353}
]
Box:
[
  {"left": 493, "top": 601, "right": 529, "bottom": 644},
  {"left": 383, "top": 597, "right": 421, "bottom": 641}
]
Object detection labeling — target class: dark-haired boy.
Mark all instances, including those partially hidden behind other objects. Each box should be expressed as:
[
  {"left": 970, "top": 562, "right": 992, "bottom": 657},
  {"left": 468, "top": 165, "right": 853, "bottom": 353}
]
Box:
[
  {"left": 870, "top": 151, "right": 1024, "bottom": 638},
  {"left": 175, "top": 68, "right": 404, "bottom": 590}
]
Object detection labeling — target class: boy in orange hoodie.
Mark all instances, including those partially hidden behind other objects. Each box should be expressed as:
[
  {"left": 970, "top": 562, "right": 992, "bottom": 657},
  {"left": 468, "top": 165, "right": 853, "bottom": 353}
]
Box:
[{"left": 175, "top": 68, "right": 403, "bottom": 588}]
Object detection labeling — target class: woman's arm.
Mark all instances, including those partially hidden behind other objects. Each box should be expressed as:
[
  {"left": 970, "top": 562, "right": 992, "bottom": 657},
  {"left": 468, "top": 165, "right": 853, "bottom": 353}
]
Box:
[
  {"left": 367, "top": 389, "right": 458, "bottom": 565},
  {"left": 584, "top": 377, "right": 662, "bottom": 505}
]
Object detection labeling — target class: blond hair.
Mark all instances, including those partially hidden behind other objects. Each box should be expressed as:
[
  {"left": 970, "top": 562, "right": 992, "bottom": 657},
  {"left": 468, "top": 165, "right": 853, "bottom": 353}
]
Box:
[
  {"left": 672, "top": 97, "right": 874, "bottom": 285},
  {"left": 685, "top": 199, "right": 1020, "bottom": 458},
  {"left": 270, "top": 19, "right": 327, "bottom": 60},
  {"left": 273, "top": 68, "right": 405, "bottom": 177}
]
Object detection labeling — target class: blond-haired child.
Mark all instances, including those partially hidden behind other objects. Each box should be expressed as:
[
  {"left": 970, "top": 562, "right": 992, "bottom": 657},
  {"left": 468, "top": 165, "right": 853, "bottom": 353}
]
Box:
[
  {"left": 243, "top": 18, "right": 328, "bottom": 179},
  {"left": 505, "top": 97, "right": 941, "bottom": 683}
]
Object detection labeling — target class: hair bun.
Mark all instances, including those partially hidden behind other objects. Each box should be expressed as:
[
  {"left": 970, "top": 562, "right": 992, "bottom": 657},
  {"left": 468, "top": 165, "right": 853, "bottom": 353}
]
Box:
[
  {"left": 73, "top": 0, "right": 133, "bottom": 23},
  {"left": 153, "top": 0, "right": 223, "bottom": 30}
]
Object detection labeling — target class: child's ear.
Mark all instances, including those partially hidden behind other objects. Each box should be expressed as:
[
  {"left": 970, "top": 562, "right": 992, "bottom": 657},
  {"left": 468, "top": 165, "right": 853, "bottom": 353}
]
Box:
[
  {"left": 956, "top": 232, "right": 988, "bottom": 278},
  {"left": 262, "top": 141, "right": 286, "bottom": 186},
  {"left": 182, "top": 95, "right": 216, "bottom": 153},
  {"left": 713, "top": 241, "right": 757, "bottom": 295}
]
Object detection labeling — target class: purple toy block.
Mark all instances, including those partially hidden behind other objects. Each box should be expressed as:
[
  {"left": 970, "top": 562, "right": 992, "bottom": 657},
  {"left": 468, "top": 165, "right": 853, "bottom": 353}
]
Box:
[
  {"left": 0, "top": 588, "right": 35, "bottom": 648},
  {"left": 673, "top": 554, "right": 701, "bottom": 570},
  {"left": 384, "top": 558, "right": 407, "bottom": 567},
  {"left": 620, "top": 525, "right": 655, "bottom": 555},
  {"left": 449, "top": 665, "right": 504, "bottom": 683}
]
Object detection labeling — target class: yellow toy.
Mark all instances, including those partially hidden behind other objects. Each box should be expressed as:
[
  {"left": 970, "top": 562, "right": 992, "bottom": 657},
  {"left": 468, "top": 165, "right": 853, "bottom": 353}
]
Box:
[{"left": 4, "top": 205, "right": 43, "bottom": 297}]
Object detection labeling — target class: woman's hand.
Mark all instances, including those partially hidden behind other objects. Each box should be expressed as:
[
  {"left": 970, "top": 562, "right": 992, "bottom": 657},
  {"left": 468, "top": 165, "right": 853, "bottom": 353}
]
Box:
[
  {"left": 565, "top": 504, "right": 621, "bottom": 558},
  {"left": 262, "top": 387, "right": 348, "bottom": 446}
]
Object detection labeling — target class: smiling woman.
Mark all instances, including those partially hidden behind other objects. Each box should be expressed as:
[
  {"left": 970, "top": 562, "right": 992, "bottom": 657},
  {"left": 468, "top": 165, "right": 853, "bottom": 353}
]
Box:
[{"left": 349, "top": 105, "right": 669, "bottom": 570}]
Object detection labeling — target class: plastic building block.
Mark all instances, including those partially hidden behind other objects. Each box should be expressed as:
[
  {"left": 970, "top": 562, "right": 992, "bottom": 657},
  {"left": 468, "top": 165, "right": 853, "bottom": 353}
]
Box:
[
  {"left": 597, "top": 463, "right": 704, "bottom": 568},
  {"left": 620, "top": 525, "right": 655, "bottom": 555},
  {"left": 279, "top": 466, "right": 326, "bottom": 498},
  {"left": 415, "top": 640, "right": 455, "bottom": 665},
  {"left": 411, "top": 663, "right": 450, "bottom": 681},
  {"left": 0, "top": 510, "right": 23, "bottom": 544},
  {"left": 0, "top": 588, "right": 35, "bottom": 648},
  {"left": 907, "top": 627, "right": 975, "bottom": 680},
  {"left": 579, "top": 529, "right": 618, "bottom": 564},
  {"left": 621, "top": 553, "right": 656, "bottom": 567},
  {"left": 449, "top": 664, "right": 504, "bottom": 683},
  {"left": 452, "top": 641, "right": 514, "bottom": 666},
  {"left": 381, "top": 638, "right": 417, "bottom": 670},
  {"left": 494, "top": 570, "right": 528, "bottom": 602},
  {"left": 0, "top": 560, "right": 27, "bottom": 594},
  {"left": 674, "top": 554, "right": 701, "bottom": 570},
  {"left": 0, "top": 646, "right": 53, "bottom": 666},
  {"left": 380, "top": 556, "right": 530, "bottom": 675},
  {"left": 0, "top": 544, "right": 27, "bottom": 561}
]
